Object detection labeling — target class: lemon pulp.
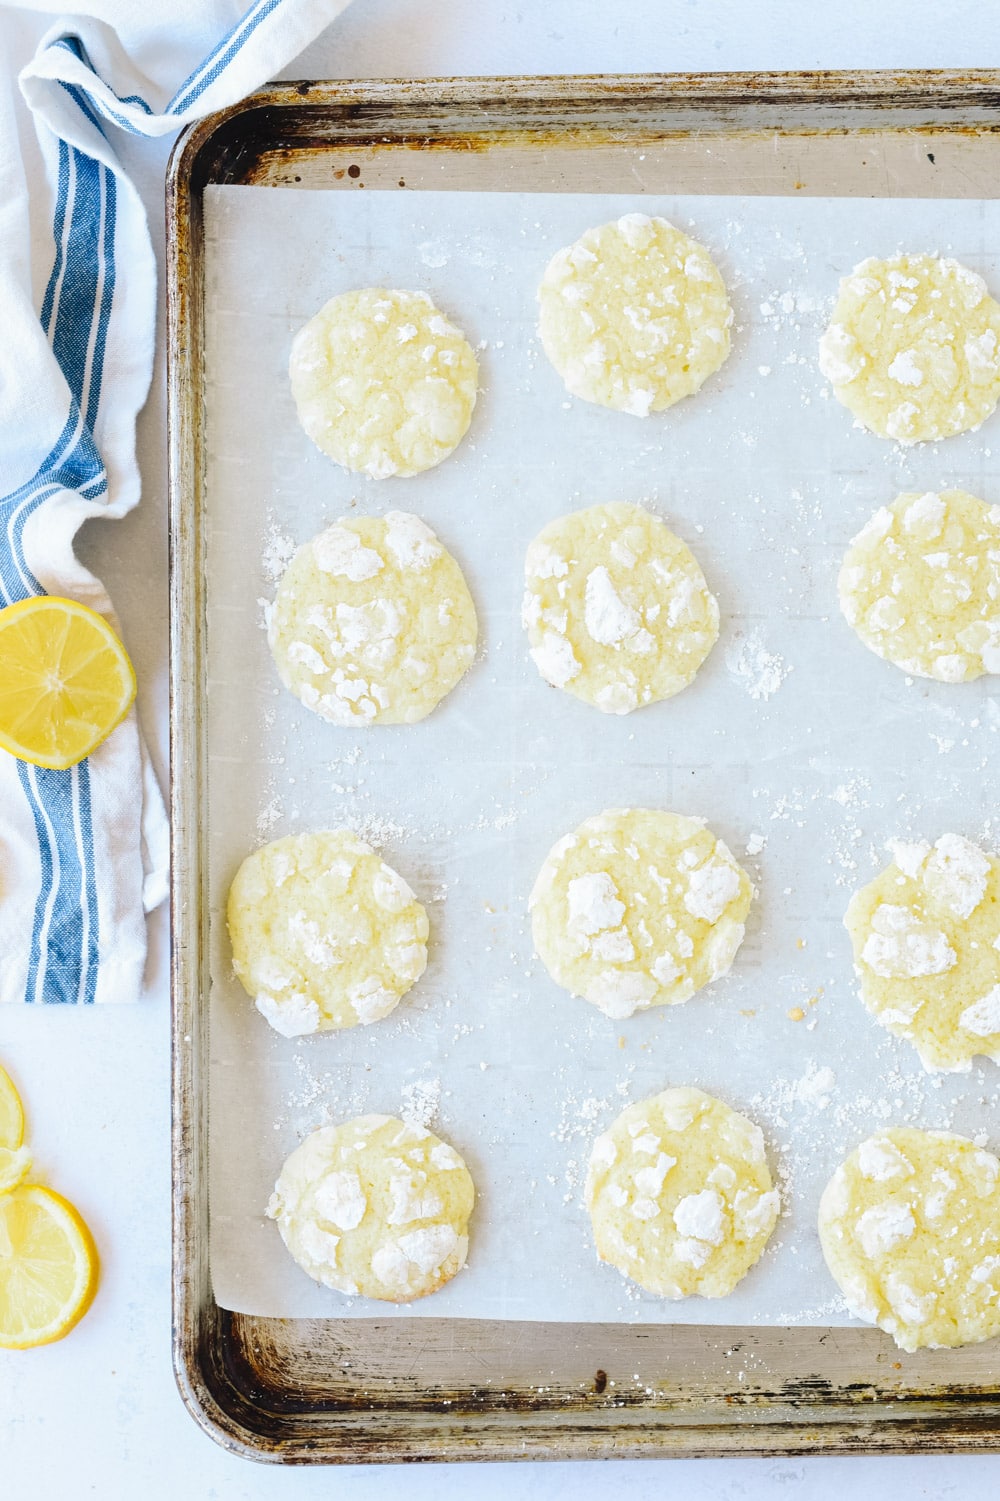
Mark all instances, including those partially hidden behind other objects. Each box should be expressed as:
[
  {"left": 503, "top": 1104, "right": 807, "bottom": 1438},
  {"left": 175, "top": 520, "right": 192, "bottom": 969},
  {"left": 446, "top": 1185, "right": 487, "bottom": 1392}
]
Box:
[{"left": 0, "top": 1065, "right": 30, "bottom": 1192}]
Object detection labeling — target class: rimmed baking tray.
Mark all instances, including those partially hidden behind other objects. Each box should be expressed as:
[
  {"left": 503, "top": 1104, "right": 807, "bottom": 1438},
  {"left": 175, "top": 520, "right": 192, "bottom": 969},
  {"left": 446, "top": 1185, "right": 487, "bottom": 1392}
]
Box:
[{"left": 168, "top": 73, "right": 1000, "bottom": 1463}]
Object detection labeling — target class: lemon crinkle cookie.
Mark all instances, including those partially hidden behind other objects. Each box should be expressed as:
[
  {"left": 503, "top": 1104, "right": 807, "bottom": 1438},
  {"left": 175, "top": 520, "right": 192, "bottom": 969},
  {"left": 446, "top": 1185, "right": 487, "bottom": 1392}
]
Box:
[
  {"left": 586, "top": 1087, "right": 779, "bottom": 1299},
  {"left": 537, "top": 214, "right": 733, "bottom": 416},
  {"left": 819, "top": 1128, "right": 1000, "bottom": 1352},
  {"left": 522, "top": 502, "right": 719, "bottom": 714},
  {"left": 289, "top": 288, "right": 478, "bottom": 477},
  {"left": 839, "top": 489, "right": 1000, "bottom": 682},
  {"left": 845, "top": 833, "right": 1000, "bottom": 1072},
  {"left": 227, "top": 831, "right": 429, "bottom": 1037},
  {"left": 268, "top": 511, "right": 477, "bottom": 726},
  {"left": 819, "top": 253, "right": 1000, "bottom": 444},
  {"left": 530, "top": 809, "right": 752, "bottom": 1020},
  {"left": 267, "top": 1116, "right": 475, "bottom": 1302}
]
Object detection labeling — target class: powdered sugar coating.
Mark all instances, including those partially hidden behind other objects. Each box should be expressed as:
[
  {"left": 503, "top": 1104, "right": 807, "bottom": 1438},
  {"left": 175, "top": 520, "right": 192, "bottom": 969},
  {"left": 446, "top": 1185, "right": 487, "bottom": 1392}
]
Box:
[
  {"left": 529, "top": 808, "right": 753, "bottom": 1019},
  {"left": 522, "top": 502, "right": 719, "bottom": 714},
  {"left": 227, "top": 831, "right": 429, "bottom": 1035},
  {"left": 819, "top": 1128, "right": 1000, "bottom": 1351},
  {"left": 537, "top": 215, "right": 733, "bottom": 415},
  {"left": 845, "top": 835, "right": 1000, "bottom": 1071},
  {"left": 267, "top": 1116, "right": 474, "bottom": 1302},
  {"left": 289, "top": 288, "right": 478, "bottom": 477},
  {"left": 819, "top": 254, "right": 1000, "bottom": 444},
  {"left": 586, "top": 1087, "right": 779, "bottom": 1299},
  {"left": 839, "top": 489, "right": 1000, "bottom": 682},
  {"left": 269, "top": 512, "right": 477, "bottom": 726}
]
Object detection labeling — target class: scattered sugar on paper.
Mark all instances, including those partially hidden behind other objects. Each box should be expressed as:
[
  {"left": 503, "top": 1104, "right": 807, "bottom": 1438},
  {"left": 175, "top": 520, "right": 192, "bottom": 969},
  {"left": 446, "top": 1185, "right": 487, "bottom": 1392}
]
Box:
[
  {"left": 256, "top": 793, "right": 283, "bottom": 838},
  {"left": 216, "top": 201, "right": 1000, "bottom": 1330},
  {"left": 351, "top": 812, "right": 410, "bottom": 849},
  {"left": 726, "top": 628, "right": 792, "bottom": 700},
  {"left": 271, "top": 1054, "right": 369, "bottom": 1136},
  {"left": 749, "top": 1062, "right": 838, "bottom": 1134}
]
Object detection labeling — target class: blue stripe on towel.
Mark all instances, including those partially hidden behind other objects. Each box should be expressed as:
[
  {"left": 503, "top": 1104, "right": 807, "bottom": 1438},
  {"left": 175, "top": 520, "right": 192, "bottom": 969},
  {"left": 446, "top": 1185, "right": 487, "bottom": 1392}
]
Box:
[
  {"left": 77, "top": 762, "right": 99, "bottom": 1005},
  {"left": 1, "top": 138, "right": 114, "bottom": 1000},
  {"left": 55, "top": 35, "right": 152, "bottom": 133},
  {"left": 167, "top": 0, "right": 285, "bottom": 115},
  {"left": 39, "top": 138, "right": 70, "bottom": 335},
  {"left": 20, "top": 764, "right": 92, "bottom": 1006}
]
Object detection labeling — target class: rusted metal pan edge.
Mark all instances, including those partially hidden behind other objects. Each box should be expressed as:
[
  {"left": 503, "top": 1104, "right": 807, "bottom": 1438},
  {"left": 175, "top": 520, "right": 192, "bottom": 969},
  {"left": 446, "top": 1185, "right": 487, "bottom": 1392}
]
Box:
[{"left": 166, "top": 72, "right": 1000, "bottom": 1464}]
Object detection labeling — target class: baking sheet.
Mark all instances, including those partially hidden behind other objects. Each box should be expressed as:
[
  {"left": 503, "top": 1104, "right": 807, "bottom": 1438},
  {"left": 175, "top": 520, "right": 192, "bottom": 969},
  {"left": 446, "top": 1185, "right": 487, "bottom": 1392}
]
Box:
[{"left": 204, "top": 185, "right": 1000, "bottom": 1323}]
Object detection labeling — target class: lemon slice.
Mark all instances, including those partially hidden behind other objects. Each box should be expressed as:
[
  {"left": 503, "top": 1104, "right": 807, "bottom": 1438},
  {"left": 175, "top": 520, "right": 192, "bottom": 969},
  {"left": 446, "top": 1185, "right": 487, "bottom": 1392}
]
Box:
[
  {"left": 0, "top": 1064, "right": 24, "bottom": 1150},
  {"left": 0, "top": 1185, "right": 98, "bottom": 1348},
  {"left": 0, "top": 1065, "right": 30, "bottom": 1192},
  {"left": 0, "top": 596, "right": 136, "bottom": 769}
]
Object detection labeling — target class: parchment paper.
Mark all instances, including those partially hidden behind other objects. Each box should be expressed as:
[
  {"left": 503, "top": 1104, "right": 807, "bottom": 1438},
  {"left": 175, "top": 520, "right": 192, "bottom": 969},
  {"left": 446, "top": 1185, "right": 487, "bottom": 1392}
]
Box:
[{"left": 204, "top": 186, "right": 1000, "bottom": 1322}]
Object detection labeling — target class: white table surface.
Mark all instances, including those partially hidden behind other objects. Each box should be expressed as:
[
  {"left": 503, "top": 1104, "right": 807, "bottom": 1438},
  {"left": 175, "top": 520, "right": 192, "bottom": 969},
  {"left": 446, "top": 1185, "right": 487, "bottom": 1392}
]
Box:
[{"left": 5, "top": 2, "right": 1000, "bottom": 1496}]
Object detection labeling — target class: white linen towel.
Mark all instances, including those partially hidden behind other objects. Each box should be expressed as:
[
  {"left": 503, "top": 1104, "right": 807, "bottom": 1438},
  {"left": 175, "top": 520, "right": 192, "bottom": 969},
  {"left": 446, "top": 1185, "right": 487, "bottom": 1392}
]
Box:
[{"left": 0, "top": 1, "right": 350, "bottom": 1002}]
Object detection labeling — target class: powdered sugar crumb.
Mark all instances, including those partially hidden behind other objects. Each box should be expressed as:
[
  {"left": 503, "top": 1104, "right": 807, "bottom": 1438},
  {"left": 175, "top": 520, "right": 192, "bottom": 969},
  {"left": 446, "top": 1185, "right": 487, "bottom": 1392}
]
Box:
[
  {"left": 400, "top": 1078, "right": 442, "bottom": 1130},
  {"left": 261, "top": 519, "right": 296, "bottom": 583},
  {"left": 725, "top": 628, "right": 792, "bottom": 700}
]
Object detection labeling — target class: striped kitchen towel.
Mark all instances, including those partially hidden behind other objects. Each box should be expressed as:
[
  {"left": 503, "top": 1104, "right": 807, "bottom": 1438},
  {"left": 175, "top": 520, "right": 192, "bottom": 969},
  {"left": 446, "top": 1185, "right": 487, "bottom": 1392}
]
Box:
[{"left": 0, "top": 1, "right": 351, "bottom": 1003}]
